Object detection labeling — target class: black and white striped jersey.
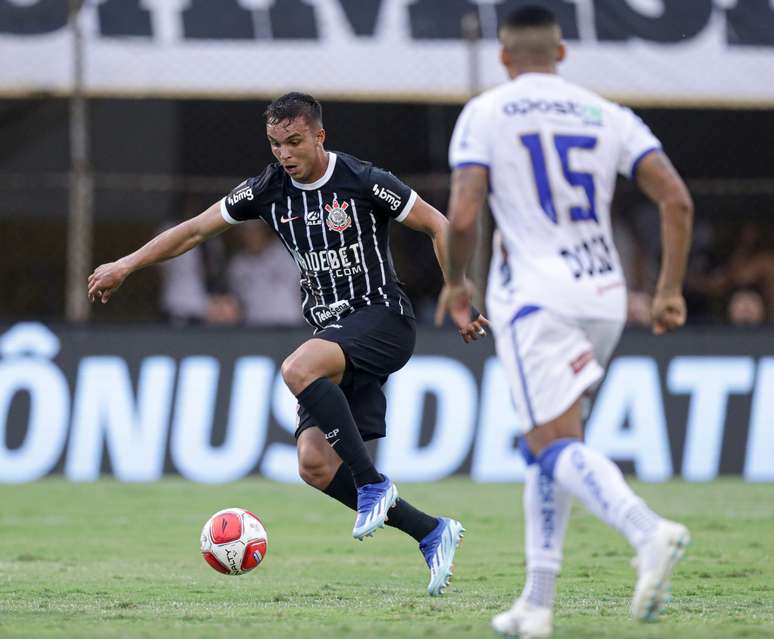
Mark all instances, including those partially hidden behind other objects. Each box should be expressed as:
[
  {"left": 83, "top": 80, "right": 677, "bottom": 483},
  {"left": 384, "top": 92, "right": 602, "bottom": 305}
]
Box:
[{"left": 220, "top": 151, "right": 417, "bottom": 330}]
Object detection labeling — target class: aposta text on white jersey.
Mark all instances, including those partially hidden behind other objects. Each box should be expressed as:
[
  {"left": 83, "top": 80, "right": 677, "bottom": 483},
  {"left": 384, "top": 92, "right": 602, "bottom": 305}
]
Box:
[{"left": 449, "top": 73, "right": 661, "bottom": 321}]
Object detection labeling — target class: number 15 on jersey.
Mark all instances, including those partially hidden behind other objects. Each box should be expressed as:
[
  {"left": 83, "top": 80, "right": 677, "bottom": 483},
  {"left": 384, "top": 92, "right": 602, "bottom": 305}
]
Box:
[{"left": 520, "top": 133, "right": 598, "bottom": 224}]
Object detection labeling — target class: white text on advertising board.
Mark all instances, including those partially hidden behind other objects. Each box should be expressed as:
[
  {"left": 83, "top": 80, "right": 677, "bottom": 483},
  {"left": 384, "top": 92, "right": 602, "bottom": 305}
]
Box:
[{"left": 0, "top": 323, "right": 772, "bottom": 484}]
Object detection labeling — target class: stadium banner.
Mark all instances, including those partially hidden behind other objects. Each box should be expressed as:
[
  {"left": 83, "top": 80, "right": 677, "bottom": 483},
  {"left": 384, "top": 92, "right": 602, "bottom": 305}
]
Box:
[
  {"left": 1, "top": 321, "right": 773, "bottom": 484},
  {"left": 1, "top": 1, "right": 774, "bottom": 105}
]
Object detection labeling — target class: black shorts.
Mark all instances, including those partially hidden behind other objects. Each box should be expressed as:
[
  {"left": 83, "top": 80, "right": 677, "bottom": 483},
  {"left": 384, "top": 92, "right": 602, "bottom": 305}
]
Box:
[{"left": 295, "top": 305, "right": 416, "bottom": 442}]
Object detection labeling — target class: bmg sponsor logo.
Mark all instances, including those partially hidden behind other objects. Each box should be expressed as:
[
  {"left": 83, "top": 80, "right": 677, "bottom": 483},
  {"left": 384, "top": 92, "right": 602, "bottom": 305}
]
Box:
[
  {"left": 372, "top": 184, "right": 402, "bottom": 212},
  {"left": 227, "top": 187, "right": 253, "bottom": 207}
]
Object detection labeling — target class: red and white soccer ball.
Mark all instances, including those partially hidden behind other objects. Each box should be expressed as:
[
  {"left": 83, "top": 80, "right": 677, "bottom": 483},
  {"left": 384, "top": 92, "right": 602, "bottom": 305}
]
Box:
[{"left": 200, "top": 508, "right": 268, "bottom": 575}]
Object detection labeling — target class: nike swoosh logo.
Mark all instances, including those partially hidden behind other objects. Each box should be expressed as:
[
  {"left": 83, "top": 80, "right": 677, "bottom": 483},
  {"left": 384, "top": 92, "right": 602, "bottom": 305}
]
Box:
[{"left": 280, "top": 215, "right": 300, "bottom": 223}]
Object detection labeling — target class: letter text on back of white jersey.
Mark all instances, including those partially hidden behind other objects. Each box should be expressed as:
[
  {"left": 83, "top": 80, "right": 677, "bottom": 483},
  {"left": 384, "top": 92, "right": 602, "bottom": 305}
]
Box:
[{"left": 449, "top": 73, "right": 661, "bottom": 321}]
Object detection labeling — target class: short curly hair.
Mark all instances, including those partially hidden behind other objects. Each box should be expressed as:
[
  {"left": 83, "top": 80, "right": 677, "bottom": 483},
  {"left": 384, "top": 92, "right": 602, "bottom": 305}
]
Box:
[{"left": 264, "top": 92, "right": 323, "bottom": 128}]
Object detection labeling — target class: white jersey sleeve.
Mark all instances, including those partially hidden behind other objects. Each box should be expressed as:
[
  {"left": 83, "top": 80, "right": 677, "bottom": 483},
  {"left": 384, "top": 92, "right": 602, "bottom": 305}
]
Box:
[
  {"left": 448, "top": 97, "right": 493, "bottom": 169},
  {"left": 614, "top": 106, "right": 662, "bottom": 179}
]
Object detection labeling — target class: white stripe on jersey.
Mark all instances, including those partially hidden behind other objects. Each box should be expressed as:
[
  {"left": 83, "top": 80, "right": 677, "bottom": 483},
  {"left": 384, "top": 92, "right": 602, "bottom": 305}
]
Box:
[
  {"left": 350, "top": 198, "right": 372, "bottom": 306},
  {"left": 270, "top": 203, "right": 304, "bottom": 270},
  {"left": 288, "top": 195, "right": 327, "bottom": 306},
  {"left": 369, "top": 212, "right": 390, "bottom": 307},
  {"left": 303, "top": 191, "right": 339, "bottom": 316},
  {"left": 269, "top": 203, "right": 310, "bottom": 314},
  {"left": 330, "top": 192, "right": 355, "bottom": 299},
  {"left": 309, "top": 191, "right": 338, "bottom": 302}
]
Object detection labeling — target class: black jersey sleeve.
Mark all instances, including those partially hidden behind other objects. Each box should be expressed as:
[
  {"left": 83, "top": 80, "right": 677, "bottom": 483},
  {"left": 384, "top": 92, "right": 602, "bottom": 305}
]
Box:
[
  {"left": 220, "top": 165, "right": 278, "bottom": 224},
  {"left": 365, "top": 166, "right": 418, "bottom": 223}
]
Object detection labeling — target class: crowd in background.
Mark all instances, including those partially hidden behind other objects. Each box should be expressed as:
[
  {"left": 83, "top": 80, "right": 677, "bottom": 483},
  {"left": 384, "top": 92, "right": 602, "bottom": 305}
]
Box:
[
  {"left": 157, "top": 200, "right": 774, "bottom": 328},
  {"left": 615, "top": 209, "right": 774, "bottom": 328},
  {"left": 158, "top": 219, "right": 306, "bottom": 327}
]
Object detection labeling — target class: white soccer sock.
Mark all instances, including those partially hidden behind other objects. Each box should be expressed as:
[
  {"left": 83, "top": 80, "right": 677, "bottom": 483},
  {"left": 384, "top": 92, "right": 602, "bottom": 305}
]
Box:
[
  {"left": 522, "top": 568, "right": 557, "bottom": 609},
  {"left": 552, "top": 441, "right": 661, "bottom": 549},
  {"left": 520, "top": 464, "right": 572, "bottom": 608}
]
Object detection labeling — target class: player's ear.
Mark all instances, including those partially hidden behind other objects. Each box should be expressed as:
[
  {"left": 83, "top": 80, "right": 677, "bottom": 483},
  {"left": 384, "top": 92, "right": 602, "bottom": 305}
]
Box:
[
  {"left": 556, "top": 42, "right": 566, "bottom": 63},
  {"left": 499, "top": 46, "right": 511, "bottom": 69},
  {"left": 316, "top": 127, "right": 326, "bottom": 147}
]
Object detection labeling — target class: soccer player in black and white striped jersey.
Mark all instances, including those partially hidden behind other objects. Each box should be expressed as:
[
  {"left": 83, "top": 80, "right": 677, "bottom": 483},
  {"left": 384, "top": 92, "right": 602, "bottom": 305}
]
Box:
[{"left": 88, "top": 92, "right": 488, "bottom": 596}]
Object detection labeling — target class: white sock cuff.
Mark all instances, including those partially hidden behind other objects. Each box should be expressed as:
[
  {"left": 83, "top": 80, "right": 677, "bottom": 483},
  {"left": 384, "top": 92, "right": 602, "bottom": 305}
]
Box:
[
  {"left": 526, "top": 557, "right": 562, "bottom": 574},
  {"left": 523, "top": 568, "right": 557, "bottom": 609}
]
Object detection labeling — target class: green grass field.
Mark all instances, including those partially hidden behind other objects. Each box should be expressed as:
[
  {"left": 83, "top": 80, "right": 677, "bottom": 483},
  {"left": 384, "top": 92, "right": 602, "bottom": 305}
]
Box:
[{"left": 1, "top": 478, "right": 772, "bottom": 639}]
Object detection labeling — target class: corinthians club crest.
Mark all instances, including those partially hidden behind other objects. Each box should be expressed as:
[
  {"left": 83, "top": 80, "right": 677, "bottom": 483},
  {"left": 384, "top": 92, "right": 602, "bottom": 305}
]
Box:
[{"left": 324, "top": 198, "right": 352, "bottom": 232}]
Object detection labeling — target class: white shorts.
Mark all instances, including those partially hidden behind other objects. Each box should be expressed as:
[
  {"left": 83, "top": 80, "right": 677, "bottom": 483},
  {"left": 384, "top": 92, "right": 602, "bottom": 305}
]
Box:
[{"left": 490, "top": 303, "right": 624, "bottom": 432}]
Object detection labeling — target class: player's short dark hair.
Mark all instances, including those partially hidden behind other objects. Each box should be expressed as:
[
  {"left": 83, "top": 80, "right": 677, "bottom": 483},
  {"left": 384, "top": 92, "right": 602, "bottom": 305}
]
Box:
[
  {"left": 264, "top": 92, "right": 323, "bottom": 128},
  {"left": 500, "top": 5, "right": 557, "bottom": 31}
]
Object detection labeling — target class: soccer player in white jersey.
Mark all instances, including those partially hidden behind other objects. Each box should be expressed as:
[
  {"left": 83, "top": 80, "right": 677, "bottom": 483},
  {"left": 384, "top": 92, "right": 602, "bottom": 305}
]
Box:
[{"left": 436, "top": 6, "right": 694, "bottom": 638}]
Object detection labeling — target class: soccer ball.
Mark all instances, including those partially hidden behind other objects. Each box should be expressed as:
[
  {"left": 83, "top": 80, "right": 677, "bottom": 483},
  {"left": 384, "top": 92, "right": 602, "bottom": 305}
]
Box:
[{"left": 200, "top": 508, "right": 268, "bottom": 575}]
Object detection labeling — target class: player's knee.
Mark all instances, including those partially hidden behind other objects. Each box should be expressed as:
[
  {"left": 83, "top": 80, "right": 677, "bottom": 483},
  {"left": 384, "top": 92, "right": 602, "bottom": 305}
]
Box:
[
  {"left": 281, "top": 354, "right": 312, "bottom": 395},
  {"left": 527, "top": 400, "right": 584, "bottom": 454},
  {"left": 297, "top": 447, "right": 336, "bottom": 490}
]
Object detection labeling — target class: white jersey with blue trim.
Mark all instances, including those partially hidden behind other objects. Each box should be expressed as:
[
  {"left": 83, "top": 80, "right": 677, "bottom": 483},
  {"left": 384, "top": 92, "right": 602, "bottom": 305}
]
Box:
[{"left": 449, "top": 72, "right": 660, "bottom": 321}]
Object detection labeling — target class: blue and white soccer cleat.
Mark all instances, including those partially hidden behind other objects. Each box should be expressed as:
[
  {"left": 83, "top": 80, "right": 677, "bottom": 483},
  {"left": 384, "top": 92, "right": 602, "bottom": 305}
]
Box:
[
  {"left": 352, "top": 475, "right": 398, "bottom": 541},
  {"left": 630, "top": 520, "right": 690, "bottom": 622},
  {"left": 420, "top": 517, "right": 465, "bottom": 596}
]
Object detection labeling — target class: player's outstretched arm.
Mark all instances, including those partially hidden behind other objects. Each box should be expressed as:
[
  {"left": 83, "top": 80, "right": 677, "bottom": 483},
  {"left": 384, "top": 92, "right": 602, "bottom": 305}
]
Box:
[
  {"left": 636, "top": 151, "right": 694, "bottom": 335},
  {"left": 434, "top": 165, "right": 489, "bottom": 334},
  {"left": 401, "top": 194, "right": 488, "bottom": 342},
  {"left": 87, "top": 201, "right": 231, "bottom": 304}
]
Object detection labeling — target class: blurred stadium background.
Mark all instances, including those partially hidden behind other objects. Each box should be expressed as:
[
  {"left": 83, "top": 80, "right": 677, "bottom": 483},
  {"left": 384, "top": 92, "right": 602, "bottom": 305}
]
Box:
[
  {"left": 2, "top": 2, "right": 774, "bottom": 638},
  {"left": 2, "top": 4, "right": 774, "bottom": 487}
]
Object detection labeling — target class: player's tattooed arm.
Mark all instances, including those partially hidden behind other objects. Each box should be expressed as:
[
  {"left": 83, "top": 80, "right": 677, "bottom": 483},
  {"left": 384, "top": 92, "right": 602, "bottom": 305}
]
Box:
[
  {"left": 636, "top": 150, "right": 694, "bottom": 334},
  {"left": 87, "top": 201, "right": 231, "bottom": 304},
  {"left": 445, "top": 166, "right": 488, "bottom": 285},
  {"left": 434, "top": 166, "right": 489, "bottom": 337},
  {"left": 402, "top": 195, "right": 489, "bottom": 342}
]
